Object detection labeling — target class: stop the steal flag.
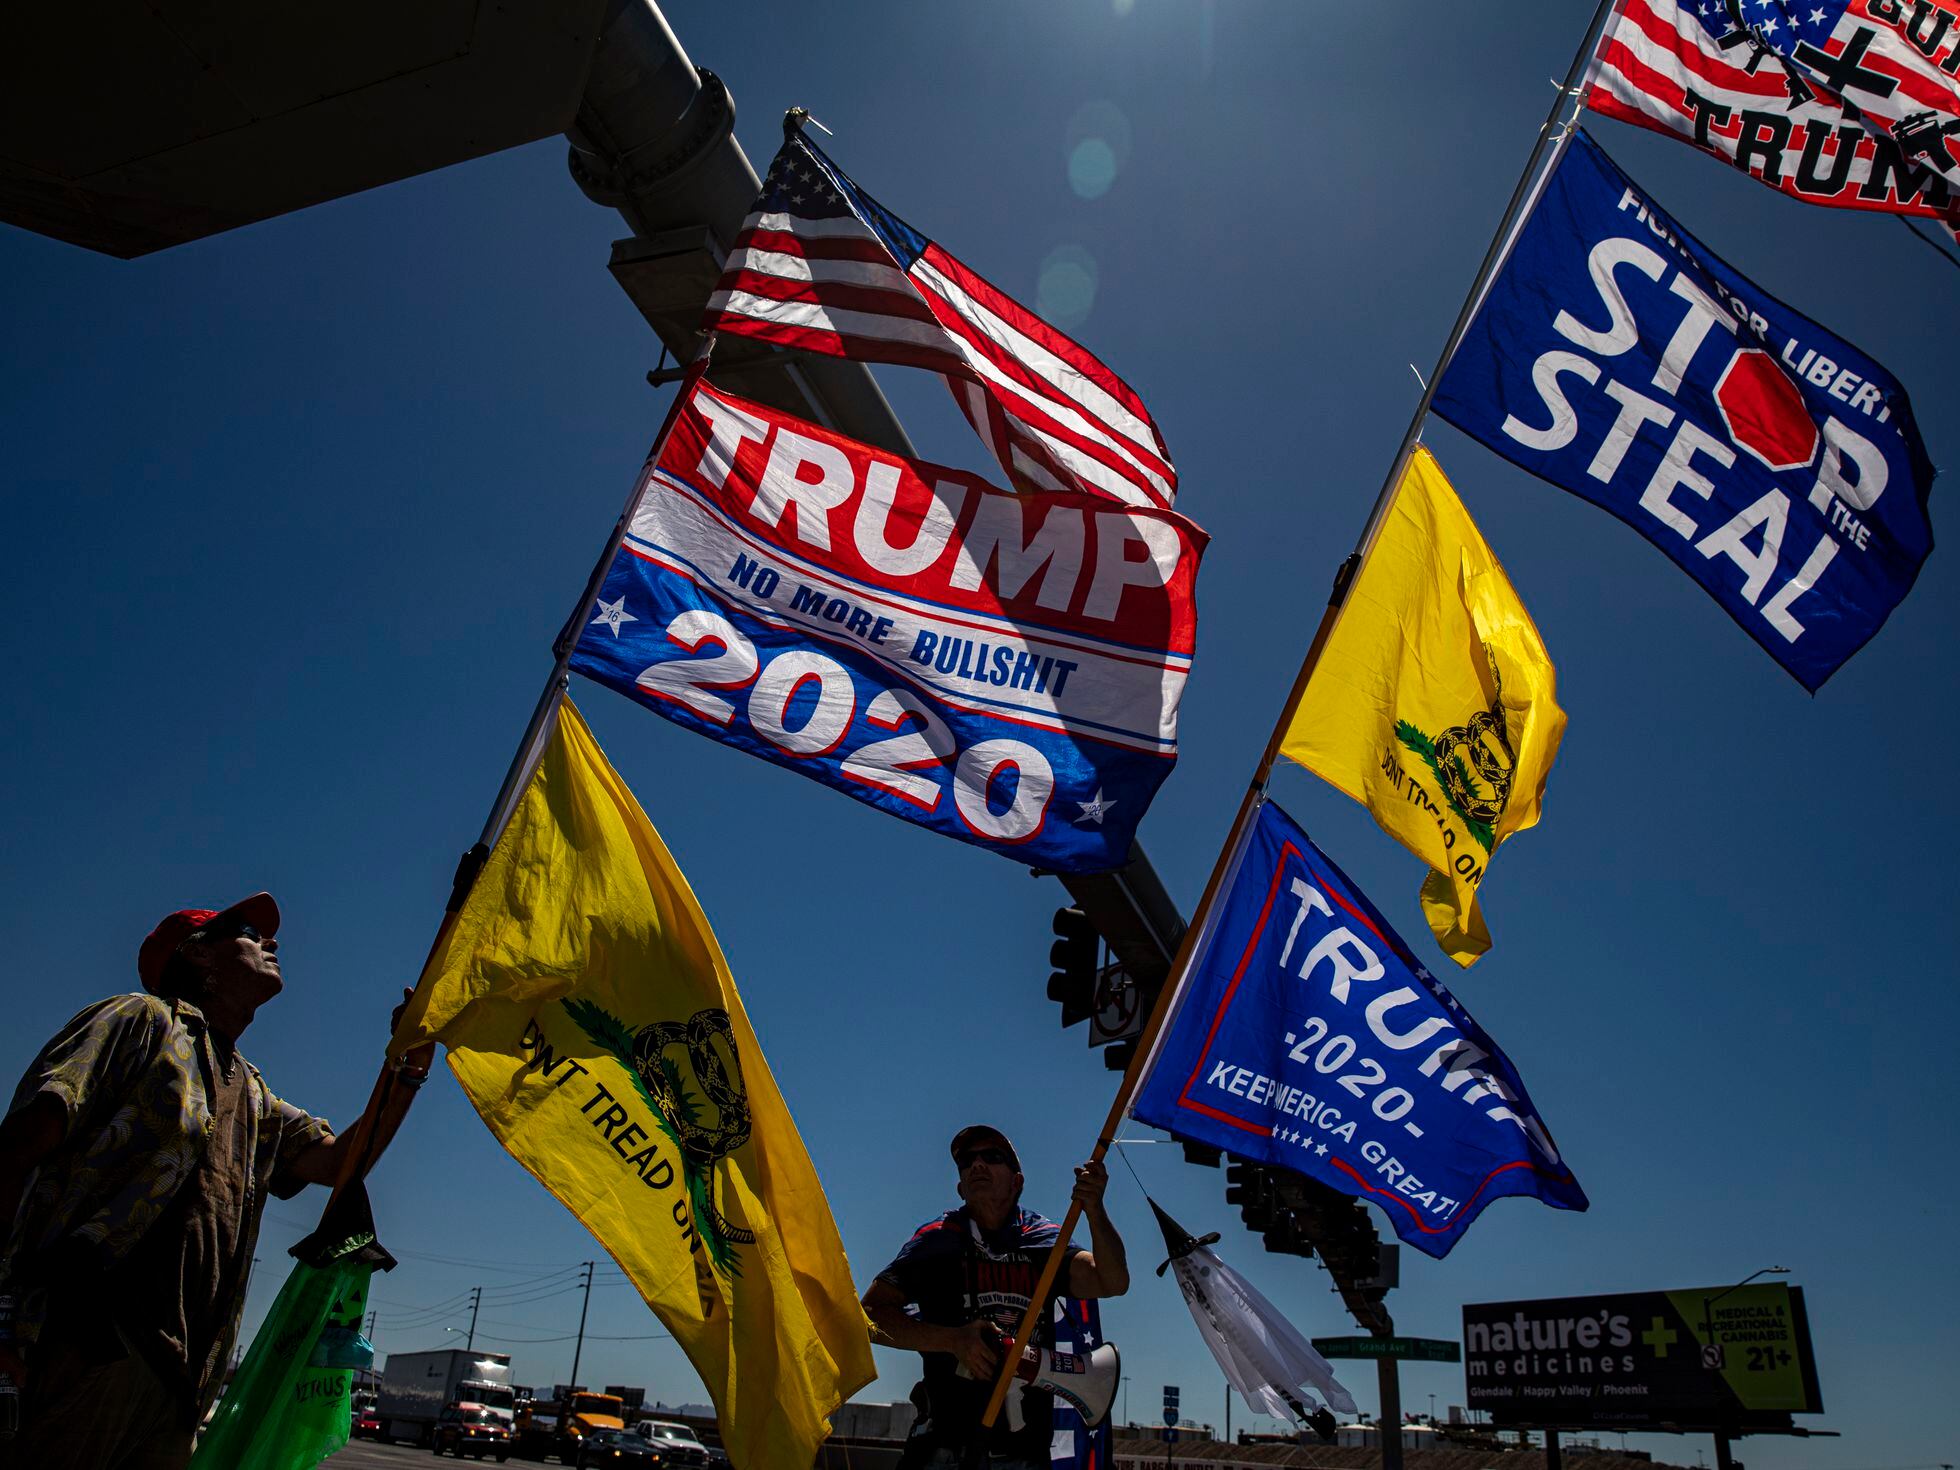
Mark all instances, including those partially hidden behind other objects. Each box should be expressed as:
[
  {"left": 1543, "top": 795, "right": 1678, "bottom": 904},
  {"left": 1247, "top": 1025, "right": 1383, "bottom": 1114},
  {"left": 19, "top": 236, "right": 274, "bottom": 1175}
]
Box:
[
  {"left": 1131, "top": 799, "right": 1587, "bottom": 1259},
  {"left": 1434, "top": 130, "right": 1934, "bottom": 691}
]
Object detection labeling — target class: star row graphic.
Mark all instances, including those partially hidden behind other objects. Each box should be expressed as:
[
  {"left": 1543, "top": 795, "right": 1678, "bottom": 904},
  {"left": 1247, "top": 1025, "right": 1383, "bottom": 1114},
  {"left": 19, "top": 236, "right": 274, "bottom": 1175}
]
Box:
[
  {"left": 1698, "top": 0, "right": 1835, "bottom": 36},
  {"left": 1271, "top": 1123, "right": 1332, "bottom": 1157},
  {"left": 765, "top": 154, "right": 844, "bottom": 207}
]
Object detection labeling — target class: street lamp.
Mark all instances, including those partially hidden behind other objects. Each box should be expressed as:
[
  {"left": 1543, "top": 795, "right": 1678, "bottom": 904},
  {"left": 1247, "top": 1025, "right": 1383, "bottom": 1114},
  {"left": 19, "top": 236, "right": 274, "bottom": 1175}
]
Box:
[
  {"left": 1700, "top": 1267, "right": 1790, "bottom": 1370},
  {"left": 1700, "top": 1267, "right": 1790, "bottom": 1470}
]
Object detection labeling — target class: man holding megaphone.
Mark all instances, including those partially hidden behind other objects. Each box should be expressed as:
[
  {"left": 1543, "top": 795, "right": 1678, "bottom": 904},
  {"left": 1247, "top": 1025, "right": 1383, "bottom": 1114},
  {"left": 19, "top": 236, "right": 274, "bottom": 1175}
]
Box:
[{"left": 862, "top": 1125, "right": 1126, "bottom": 1470}]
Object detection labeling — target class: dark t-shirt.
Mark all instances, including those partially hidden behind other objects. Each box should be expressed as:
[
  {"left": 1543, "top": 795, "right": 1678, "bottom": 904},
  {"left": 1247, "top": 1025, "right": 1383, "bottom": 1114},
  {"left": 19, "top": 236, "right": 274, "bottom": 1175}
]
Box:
[{"left": 876, "top": 1205, "right": 1081, "bottom": 1459}]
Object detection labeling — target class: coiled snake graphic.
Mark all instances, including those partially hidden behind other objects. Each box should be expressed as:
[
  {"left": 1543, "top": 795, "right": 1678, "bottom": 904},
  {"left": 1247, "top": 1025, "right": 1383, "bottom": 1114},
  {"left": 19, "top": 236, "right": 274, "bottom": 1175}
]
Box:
[
  {"left": 1431, "top": 661, "right": 1515, "bottom": 830},
  {"left": 631, "top": 1009, "right": 757, "bottom": 1247}
]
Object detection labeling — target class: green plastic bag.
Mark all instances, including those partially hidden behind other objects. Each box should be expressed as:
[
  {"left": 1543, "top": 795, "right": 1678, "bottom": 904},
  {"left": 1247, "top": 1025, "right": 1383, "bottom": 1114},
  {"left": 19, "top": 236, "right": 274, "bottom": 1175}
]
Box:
[{"left": 190, "top": 1185, "right": 394, "bottom": 1470}]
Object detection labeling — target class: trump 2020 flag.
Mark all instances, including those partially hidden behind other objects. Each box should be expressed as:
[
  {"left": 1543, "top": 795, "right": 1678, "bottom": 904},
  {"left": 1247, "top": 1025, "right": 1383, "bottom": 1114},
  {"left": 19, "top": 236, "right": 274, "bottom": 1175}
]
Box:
[
  {"left": 705, "top": 125, "right": 1178, "bottom": 510},
  {"left": 1280, "top": 447, "right": 1564, "bottom": 966},
  {"left": 1434, "top": 131, "right": 1934, "bottom": 690},
  {"left": 569, "top": 382, "right": 1203, "bottom": 874},
  {"left": 1587, "top": 0, "right": 1960, "bottom": 239},
  {"left": 390, "top": 697, "right": 874, "bottom": 1470},
  {"left": 1131, "top": 799, "right": 1587, "bottom": 1259}
]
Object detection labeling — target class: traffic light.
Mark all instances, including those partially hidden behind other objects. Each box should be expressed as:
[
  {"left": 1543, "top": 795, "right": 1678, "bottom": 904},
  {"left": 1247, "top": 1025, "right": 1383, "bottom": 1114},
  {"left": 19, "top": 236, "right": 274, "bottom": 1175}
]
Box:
[
  {"left": 1047, "top": 906, "right": 1100, "bottom": 1028},
  {"left": 1261, "top": 1210, "right": 1314, "bottom": 1258},
  {"left": 1224, "top": 1160, "right": 1277, "bottom": 1232},
  {"left": 1181, "top": 1141, "right": 1222, "bottom": 1168},
  {"left": 1307, "top": 1408, "right": 1338, "bottom": 1444},
  {"left": 1305, "top": 1192, "right": 1387, "bottom": 1295}
]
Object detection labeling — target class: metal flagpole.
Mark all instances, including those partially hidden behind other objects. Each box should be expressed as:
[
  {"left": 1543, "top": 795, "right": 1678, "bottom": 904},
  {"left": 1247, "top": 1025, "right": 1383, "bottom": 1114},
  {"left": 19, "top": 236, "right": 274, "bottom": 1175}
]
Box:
[
  {"left": 457, "top": 329, "right": 720, "bottom": 879},
  {"left": 320, "top": 334, "right": 717, "bottom": 1219},
  {"left": 978, "top": 0, "right": 1622, "bottom": 1431}
]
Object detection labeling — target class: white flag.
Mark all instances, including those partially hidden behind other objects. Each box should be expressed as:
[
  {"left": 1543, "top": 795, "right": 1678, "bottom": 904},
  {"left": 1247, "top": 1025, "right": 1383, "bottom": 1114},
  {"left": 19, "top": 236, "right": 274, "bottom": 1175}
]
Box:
[{"left": 1151, "top": 1199, "right": 1357, "bottom": 1420}]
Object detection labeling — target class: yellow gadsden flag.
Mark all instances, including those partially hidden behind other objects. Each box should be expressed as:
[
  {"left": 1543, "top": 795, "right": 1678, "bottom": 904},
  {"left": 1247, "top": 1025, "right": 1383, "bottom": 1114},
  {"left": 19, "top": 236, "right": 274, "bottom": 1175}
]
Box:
[
  {"left": 1280, "top": 447, "right": 1565, "bottom": 966},
  {"left": 391, "top": 697, "right": 873, "bottom": 1467}
]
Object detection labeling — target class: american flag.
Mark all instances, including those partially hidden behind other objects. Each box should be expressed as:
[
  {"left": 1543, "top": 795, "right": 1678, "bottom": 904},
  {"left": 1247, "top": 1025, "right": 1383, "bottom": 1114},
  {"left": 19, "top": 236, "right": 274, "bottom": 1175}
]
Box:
[
  {"left": 1588, "top": 0, "right": 1960, "bottom": 239},
  {"left": 703, "top": 128, "right": 1179, "bottom": 511},
  {"left": 1049, "top": 1297, "right": 1112, "bottom": 1470}
]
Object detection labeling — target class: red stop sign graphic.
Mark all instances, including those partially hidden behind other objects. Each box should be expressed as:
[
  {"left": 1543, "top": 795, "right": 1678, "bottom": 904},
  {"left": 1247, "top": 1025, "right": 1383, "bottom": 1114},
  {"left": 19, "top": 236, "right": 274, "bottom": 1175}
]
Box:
[{"left": 1714, "top": 348, "right": 1818, "bottom": 473}]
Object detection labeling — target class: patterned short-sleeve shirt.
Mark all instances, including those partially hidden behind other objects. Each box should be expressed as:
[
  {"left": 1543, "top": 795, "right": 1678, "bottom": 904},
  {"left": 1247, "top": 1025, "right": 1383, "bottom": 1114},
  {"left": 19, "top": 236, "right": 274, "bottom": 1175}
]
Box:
[{"left": 2, "top": 993, "right": 331, "bottom": 1350}]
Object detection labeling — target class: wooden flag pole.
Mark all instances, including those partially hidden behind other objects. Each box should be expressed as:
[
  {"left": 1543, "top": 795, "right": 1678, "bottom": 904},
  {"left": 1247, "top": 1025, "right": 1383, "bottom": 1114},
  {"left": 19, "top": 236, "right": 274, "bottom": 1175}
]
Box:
[
  {"left": 319, "top": 335, "right": 719, "bottom": 1220},
  {"left": 978, "top": 0, "right": 1620, "bottom": 1430},
  {"left": 974, "top": 576, "right": 1348, "bottom": 1431}
]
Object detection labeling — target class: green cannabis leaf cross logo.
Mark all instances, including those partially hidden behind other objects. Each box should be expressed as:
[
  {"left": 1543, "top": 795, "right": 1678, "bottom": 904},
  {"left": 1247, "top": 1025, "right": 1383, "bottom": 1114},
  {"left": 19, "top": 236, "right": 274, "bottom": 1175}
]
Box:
[{"left": 563, "top": 998, "right": 756, "bottom": 1275}]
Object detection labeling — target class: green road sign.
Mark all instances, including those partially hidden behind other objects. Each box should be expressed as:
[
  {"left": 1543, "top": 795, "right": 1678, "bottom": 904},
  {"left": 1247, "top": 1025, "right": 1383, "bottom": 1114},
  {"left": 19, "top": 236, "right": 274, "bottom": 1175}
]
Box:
[{"left": 1313, "top": 1335, "right": 1461, "bottom": 1363}]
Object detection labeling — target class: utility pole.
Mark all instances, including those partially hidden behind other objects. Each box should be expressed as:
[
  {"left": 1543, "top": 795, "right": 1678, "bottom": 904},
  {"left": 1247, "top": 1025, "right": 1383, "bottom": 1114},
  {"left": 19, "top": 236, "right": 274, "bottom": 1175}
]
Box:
[
  {"left": 567, "top": 1263, "right": 595, "bottom": 1390},
  {"left": 1377, "top": 1355, "right": 1404, "bottom": 1470},
  {"left": 466, "top": 1286, "right": 482, "bottom": 1352}
]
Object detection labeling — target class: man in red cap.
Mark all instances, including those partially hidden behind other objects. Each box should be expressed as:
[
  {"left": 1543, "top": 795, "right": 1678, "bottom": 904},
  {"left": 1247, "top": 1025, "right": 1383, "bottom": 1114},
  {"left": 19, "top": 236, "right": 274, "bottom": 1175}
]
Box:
[
  {"left": 862, "top": 1124, "right": 1128, "bottom": 1469},
  {"left": 0, "top": 892, "right": 433, "bottom": 1468}
]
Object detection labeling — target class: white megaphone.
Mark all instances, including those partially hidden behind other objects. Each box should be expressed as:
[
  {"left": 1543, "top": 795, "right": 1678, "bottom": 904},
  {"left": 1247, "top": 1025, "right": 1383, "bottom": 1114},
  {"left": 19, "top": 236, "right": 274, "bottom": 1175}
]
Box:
[{"left": 1014, "top": 1340, "right": 1121, "bottom": 1427}]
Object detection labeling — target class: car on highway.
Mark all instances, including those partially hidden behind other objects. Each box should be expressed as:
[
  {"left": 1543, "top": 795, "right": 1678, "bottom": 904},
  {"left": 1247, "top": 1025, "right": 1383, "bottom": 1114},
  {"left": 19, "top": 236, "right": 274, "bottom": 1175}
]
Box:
[
  {"left": 574, "top": 1427, "right": 663, "bottom": 1466},
  {"left": 432, "top": 1403, "right": 512, "bottom": 1460},
  {"left": 632, "top": 1421, "right": 709, "bottom": 1466},
  {"left": 353, "top": 1405, "right": 385, "bottom": 1439}
]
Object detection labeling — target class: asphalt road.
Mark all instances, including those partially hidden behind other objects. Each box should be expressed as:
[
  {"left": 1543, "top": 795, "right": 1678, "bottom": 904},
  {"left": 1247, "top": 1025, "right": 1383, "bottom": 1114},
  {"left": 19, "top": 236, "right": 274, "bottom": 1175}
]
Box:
[{"left": 328, "top": 1443, "right": 513, "bottom": 1469}]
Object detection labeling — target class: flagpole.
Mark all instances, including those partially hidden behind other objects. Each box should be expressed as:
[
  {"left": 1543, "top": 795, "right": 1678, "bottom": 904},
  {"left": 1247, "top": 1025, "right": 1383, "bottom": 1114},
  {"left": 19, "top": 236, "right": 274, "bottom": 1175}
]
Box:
[
  {"left": 1352, "top": 0, "right": 1621, "bottom": 569},
  {"left": 323, "top": 335, "right": 718, "bottom": 1217},
  {"left": 463, "top": 331, "right": 721, "bottom": 873},
  {"left": 978, "top": 2, "right": 1620, "bottom": 1431}
]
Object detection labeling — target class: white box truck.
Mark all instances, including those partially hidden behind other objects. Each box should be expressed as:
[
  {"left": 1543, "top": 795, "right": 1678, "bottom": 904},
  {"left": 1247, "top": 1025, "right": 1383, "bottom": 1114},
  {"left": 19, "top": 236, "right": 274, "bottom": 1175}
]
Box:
[{"left": 376, "top": 1348, "right": 516, "bottom": 1445}]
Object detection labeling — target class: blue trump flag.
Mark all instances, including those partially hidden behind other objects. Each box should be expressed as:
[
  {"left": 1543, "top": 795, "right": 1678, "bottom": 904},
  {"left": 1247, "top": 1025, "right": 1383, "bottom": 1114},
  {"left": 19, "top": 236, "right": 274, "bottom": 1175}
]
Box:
[
  {"left": 1433, "top": 130, "right": 1934, "bottom": 691},
  {"left": 1131, "top": 800, "right": 1586, "bottom": 1258}
]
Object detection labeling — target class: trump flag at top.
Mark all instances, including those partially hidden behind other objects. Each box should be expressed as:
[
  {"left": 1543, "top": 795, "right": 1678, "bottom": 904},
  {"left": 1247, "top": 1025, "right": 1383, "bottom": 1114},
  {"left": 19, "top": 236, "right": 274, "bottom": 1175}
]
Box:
[
  {"left": 1588, "top": 0, "right": 1960, "bottom": 238},
  {"left": 1434, "top": 131, "right": 1934, "bottom": 691},
  {"left": 569, "top": 383, "right": 1203, "bottom": 873}
]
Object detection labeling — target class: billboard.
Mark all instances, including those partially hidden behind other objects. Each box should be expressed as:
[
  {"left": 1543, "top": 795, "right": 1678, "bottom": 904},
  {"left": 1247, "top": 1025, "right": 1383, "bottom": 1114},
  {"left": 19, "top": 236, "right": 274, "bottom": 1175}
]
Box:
[{"left": 1462, "top": 1285, "right": 1822, "bottom": 1430}]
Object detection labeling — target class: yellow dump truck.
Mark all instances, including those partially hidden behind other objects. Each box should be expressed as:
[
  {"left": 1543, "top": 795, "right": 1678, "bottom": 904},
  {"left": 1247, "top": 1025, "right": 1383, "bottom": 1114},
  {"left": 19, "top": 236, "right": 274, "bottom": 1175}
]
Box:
[{"left": 513, "top": 1390, "right": 626, "bottom": 1461}]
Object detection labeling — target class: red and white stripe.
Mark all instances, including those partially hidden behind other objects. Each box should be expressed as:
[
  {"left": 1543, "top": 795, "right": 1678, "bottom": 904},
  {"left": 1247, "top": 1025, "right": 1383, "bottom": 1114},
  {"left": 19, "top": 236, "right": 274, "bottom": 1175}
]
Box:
[
  {"left": 706, "top": 200, "right": 1178, "bottom": 511},
  {"left": 1796, "top": 0, "right": 1960, "bottom": 154},
  {"left": 1587, "top": 0, "right": 1960, "bottom": 237}
]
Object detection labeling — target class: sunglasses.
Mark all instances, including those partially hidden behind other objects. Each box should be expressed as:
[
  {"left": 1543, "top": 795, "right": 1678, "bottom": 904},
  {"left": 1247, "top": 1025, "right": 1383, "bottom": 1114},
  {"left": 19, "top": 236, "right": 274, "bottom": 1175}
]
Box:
[
  {"left": 956, "top": 1147, "right": 1013, "bottom": 1169},
  {"left": 194, "top": 922, "right": 263, "bottom": 945}
]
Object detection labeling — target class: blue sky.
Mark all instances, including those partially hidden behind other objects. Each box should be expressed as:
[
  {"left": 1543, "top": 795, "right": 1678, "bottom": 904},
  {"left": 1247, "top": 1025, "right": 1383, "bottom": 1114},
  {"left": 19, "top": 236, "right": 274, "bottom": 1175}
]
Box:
[{"left": 2, "top": 2, "right": 1954, "bottom": 1464}]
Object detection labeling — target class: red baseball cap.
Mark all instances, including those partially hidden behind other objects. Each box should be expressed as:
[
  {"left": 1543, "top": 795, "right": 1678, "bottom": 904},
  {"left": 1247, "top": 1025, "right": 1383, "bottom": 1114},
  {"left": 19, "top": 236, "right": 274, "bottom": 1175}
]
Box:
[{"left": 137, "top": 892, "right": 281, "bottom": 994}]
